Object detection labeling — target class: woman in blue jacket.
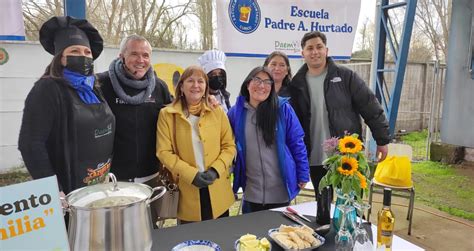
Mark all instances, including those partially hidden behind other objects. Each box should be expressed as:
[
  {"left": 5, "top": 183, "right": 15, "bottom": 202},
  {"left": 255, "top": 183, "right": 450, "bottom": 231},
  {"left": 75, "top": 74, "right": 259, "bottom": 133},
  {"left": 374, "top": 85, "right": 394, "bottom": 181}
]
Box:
[{"left": 228, "top": 66, "right": 309, "bottom": 212}]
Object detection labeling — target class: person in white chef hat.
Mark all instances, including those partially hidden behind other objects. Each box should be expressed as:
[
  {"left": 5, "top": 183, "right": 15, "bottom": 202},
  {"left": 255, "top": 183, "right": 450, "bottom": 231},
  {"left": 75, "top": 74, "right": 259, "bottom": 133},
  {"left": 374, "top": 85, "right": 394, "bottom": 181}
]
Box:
[{"left": 198, "top": 50, "right": 232, "bottom": 112}]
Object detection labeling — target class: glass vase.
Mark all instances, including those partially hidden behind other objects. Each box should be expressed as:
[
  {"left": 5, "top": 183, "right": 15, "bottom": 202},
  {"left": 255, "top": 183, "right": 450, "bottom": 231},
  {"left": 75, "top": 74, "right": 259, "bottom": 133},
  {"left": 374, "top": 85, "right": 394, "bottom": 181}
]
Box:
[{"left": 332, "top": 188, "right": 357, "bottom": 233}]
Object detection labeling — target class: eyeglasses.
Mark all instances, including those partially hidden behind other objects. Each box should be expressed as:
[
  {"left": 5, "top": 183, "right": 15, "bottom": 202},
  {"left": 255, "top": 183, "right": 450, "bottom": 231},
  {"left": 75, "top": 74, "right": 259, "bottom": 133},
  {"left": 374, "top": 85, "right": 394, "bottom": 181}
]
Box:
[{"left": 251, "top": 77, "right": 273, "bottom": 86}]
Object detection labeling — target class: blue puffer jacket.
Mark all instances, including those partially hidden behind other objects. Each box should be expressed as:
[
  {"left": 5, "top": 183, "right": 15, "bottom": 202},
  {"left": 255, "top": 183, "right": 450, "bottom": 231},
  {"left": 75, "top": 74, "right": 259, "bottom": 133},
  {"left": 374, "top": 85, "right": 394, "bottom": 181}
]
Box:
[{"left": 227, "top": 96, "right": 310, "bottom": 200}]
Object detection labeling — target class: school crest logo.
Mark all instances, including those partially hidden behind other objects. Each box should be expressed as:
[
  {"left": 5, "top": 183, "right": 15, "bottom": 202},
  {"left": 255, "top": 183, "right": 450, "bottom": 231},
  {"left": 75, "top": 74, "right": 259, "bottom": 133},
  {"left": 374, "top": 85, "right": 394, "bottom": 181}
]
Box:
[
  {"left": 0, "top": 48, "right": 9, "bottom": 65},
  {"left": 228, "top": 0, "right": 261, "bottom": 34}
]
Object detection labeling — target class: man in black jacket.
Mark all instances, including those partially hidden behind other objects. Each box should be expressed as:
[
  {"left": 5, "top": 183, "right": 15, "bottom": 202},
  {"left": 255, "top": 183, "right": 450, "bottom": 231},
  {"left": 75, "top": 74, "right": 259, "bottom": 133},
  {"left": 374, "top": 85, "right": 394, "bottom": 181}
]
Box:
[
  {"left": 97, "top": 35, "right": 172, "bottom": 226},
  {"left": 289, "top": 31, "right": 390, "bottom": 223}
]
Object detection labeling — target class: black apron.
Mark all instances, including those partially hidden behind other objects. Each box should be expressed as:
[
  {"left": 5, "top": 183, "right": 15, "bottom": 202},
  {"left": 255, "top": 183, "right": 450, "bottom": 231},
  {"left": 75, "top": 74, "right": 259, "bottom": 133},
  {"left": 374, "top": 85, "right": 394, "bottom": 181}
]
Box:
[{"left": 67, "top": 87, "right": 115, "bottom": 190}]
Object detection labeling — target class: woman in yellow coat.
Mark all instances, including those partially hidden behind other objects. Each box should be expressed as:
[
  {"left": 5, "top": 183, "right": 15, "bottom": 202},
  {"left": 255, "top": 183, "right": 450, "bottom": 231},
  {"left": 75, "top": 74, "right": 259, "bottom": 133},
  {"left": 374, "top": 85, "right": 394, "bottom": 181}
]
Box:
[{"left": 157, "top": 65, "right": 236, "bottom": 223}]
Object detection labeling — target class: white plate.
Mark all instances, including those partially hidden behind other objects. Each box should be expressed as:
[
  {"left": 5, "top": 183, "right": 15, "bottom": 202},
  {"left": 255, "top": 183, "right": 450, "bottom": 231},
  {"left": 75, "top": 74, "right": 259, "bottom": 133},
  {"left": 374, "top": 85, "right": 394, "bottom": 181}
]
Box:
[
  {"left": 268, "top": 228, "right": 325, "bottom": 251},
  {"left": 171, "top": 240, "right": 221, "bottom": 251}
]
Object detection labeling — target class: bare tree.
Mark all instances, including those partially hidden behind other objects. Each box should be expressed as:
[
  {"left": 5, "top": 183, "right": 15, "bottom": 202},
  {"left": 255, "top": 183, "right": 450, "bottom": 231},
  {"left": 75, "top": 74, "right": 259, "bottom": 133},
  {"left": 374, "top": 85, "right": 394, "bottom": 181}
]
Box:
[
  {"left": 194, "top": 0, "right": 213, "bottom": 50},
  {"left": 370, "top": 3, "right": 439, "bottom": 62},
  {"left": 352, "top": 18, "right": 375, "bottom": 58},
  {"left": 86, "top": 0, "right": 128, "bottom": 45},
  {"left": 415, "top": 0, "right": 451, "bottom": 61},
  {"left": 408, "top": 30, "right": 435, "bottom": 62},
  {"left": 89, "top": 0, "right": 193, "bottom": 48},
  {"left": 22, "top": 0, "right": 194, "bottom": 49},
  {"left": 359, "top": 18, "right": 371, "bottom": 51},
  {"left": 23, "top": 0, "right": 63, "bottom": 40}
]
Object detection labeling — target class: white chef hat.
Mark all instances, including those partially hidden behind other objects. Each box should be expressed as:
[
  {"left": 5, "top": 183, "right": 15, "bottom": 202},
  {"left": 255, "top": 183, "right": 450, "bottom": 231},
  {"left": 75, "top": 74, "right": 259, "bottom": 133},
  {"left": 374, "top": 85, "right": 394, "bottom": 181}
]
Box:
[{"left": 198, "top": 50, "right": 227, "bottom": 74}]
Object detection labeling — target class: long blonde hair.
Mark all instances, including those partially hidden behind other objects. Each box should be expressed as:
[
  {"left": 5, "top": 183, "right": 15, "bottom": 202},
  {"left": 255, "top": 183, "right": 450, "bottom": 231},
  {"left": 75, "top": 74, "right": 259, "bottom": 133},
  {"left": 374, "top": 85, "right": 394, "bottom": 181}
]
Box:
[{"left": 173, "top": 65, "right": 210, "bottom": 116}]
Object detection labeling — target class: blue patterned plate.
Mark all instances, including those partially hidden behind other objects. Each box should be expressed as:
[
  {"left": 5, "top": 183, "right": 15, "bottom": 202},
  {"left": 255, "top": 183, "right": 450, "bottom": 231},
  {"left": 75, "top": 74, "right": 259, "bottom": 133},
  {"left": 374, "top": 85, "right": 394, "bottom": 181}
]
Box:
[{"left": 171, "top": 240, "right": 221, "bottom": 251}]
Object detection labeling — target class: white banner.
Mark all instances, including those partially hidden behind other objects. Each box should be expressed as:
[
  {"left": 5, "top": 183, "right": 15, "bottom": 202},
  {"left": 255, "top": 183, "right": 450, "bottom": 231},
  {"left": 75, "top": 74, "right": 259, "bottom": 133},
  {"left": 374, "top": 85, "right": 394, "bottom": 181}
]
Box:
[
  {"left": 216, "top": 0, "right": 361, "bottom": 59},
  {"left": 0, "top": 0, "right": 26, "bottom": 41}
]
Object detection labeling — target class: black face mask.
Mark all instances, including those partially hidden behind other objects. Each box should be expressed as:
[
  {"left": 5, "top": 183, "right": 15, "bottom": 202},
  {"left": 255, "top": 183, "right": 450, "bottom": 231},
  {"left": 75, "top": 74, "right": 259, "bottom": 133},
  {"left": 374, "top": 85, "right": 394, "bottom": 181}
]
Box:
[
  {"left": 65, "top": 56, "right": 94, "bottom": 76},
  {"left": 209, "top": 75, "right": 225, "bottom": 90}
]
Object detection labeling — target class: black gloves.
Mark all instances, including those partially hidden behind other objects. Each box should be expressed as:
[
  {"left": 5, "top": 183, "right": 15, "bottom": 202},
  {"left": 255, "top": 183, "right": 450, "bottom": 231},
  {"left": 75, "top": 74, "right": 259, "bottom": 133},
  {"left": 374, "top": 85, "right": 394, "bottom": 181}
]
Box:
[
  {"left": 204, "top": 168, "right": 218, "bottom": 182},
  {"left": 192, "top": 168, "right": 219, "bottom": 188},
  {"left": 192, "top": 172, "right": 213, "bottom": 188}
]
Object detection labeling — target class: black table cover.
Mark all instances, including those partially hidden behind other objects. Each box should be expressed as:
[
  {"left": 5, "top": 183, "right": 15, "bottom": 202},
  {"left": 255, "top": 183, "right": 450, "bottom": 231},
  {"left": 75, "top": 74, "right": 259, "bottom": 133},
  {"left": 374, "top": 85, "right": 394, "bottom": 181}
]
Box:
[{"left": 151, "top": 210, "right": 372, "bottom": 250}]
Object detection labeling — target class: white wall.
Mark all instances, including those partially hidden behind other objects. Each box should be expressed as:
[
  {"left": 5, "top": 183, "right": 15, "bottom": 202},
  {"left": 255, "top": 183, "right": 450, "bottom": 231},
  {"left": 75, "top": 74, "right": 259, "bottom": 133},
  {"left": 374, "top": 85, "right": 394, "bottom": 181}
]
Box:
[{"left": 0, "top": 41, "right": 304, "bottom": 171}]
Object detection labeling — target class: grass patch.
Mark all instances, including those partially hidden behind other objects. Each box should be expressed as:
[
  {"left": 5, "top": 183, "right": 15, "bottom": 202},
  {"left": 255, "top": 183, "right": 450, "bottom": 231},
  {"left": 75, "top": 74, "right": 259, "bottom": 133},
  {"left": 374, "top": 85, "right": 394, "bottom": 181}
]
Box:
[
  {"left": 0, "top": 170, "right": 31, "bottom": 187},
  {"left": 401, "top": 130, "right": 428, "bottom": 142},
  {"left": 436, "top": 206, "right": 473, "bottom": 220},
  {"left": 399, "top": 130, "right": 428, "bottom": 160},
  {"left": 412, "top": 161, "right": 474, "bottom": 220}
]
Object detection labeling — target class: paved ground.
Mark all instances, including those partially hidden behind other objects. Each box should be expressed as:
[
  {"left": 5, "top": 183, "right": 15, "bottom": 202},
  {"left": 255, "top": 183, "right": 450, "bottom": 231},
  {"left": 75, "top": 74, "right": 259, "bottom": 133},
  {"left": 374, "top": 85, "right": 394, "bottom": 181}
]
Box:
[{"left": 368, "top": 194, "right": 474, "bottom": 251}]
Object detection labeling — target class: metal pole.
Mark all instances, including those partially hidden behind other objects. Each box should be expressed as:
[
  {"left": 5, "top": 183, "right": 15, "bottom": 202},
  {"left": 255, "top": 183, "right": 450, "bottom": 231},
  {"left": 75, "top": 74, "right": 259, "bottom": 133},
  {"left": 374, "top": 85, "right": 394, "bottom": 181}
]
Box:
[
  {"left": 420, "top": 62, "right": 430, "bottom": 129},
  {"left": 366, "top": 0, "right": 387, "bottom": 161},
  {"left": 426, "top": 60, "right": 439, "bottom": 160},
  {"left": 63, "top": 0, "right": 86, "bottom": 19},
  {"left": 434, "top": 66, "right": 445, "bottom": 142}
]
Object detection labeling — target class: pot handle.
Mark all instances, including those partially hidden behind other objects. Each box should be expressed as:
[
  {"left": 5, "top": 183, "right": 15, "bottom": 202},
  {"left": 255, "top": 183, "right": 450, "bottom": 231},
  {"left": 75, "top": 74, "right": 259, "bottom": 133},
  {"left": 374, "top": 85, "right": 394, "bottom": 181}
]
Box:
[
  {"left": 146, "top": 186, "right": 167, "bottom": 204},
  {"left": 107, "top": 172, "right": 119, "bottom": 191},
  {"left": 60, "top": 195, "right": 70, "bottom": 215}
]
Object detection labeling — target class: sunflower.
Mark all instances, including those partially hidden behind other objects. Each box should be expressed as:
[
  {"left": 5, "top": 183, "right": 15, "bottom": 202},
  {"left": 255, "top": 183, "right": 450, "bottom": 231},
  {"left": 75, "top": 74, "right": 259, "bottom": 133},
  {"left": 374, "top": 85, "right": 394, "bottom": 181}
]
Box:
[
  {"left": 337, "top": 156, "right": 358, "bottom": 176},
  {"left": 356, "top": 171, "right": 367, "bottom": 189},
  {"left": 360, "top": 179, "right": 367, "bottom": 189},
  {"left": 338, "top": 136, "right": 363, "bottom": 154}
]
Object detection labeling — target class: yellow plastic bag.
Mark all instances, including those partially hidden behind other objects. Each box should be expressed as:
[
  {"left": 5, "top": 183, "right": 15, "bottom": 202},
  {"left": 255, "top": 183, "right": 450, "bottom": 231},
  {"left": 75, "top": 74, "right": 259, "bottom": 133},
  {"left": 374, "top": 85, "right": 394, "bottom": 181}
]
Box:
[{"left": 374, "top": 156, "right": 413, "bottom": 187}]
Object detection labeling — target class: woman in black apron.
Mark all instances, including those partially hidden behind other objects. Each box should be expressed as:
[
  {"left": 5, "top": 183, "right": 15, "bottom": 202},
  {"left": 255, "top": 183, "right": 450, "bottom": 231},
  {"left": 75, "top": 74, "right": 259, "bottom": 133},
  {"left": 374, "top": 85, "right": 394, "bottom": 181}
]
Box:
[{"left": 18, "top": 16, "right": 115, "bottom": 198}]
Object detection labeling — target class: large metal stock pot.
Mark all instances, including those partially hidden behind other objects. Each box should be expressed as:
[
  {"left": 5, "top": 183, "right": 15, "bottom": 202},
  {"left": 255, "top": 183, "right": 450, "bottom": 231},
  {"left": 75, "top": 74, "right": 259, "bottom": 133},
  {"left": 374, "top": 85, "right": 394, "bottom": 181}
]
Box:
[{"left": 65, "top": 173, "right": 166, "bottom": 251}]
